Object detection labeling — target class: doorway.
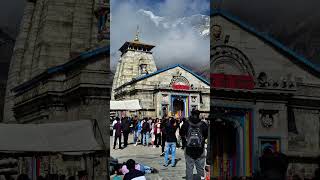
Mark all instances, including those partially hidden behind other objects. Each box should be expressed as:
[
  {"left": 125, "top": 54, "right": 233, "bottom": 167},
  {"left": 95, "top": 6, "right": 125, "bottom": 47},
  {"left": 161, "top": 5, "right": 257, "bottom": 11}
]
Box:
[
  {"left": 172, "top": 98, "right": 185, "bottom": 118},
  {"left": 211, "top": 107, "right": 253, "bottom": 178}
]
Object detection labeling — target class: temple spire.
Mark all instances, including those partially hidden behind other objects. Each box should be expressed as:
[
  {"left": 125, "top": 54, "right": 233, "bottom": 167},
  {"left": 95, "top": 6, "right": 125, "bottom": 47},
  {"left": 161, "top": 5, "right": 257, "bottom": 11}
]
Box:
[{"left": 134, "top": 25, "right": 140, "bottom": 41}]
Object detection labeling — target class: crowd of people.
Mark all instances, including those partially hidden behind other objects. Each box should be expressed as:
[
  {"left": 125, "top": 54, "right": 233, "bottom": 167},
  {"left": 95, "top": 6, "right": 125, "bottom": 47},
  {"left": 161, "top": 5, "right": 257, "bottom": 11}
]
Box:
[{"left": 111, "top": 110, "right": 209, "bottom": 180}]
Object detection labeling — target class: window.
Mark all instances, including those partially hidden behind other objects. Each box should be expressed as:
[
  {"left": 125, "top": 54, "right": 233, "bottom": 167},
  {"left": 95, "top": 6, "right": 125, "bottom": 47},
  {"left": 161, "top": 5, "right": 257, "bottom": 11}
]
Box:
[{"left": 140, "top": 64, "right": 148, "bottom": 75}]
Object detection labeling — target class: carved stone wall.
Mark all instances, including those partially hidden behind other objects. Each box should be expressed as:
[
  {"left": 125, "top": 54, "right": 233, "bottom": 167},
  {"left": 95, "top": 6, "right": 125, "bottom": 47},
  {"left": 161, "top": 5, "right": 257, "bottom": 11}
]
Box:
[
  {"left": 288, "top": 109, "right": 320, "bottom": 155},
  {"left": 4, "top": 0, "right": 109, "bottom": 123}
]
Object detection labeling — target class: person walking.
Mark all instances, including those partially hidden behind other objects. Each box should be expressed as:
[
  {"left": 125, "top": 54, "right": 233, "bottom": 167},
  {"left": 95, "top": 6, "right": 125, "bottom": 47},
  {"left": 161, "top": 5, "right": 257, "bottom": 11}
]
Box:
[
  {"left": 154, "top": 118, "right": 161, "bottom": 147},
  {"left": 142, "top": 118, "right": 151, "bottom": 146},
  {"left": 122, "top": 117, "right": 131, "bottom": 147},
  {"left": 113, "top": 117, "right": 122, "bottom": 149},
  {"left": 179, "top": 118, "right": 187, "bottom": 149},
  {"left": 180, "top": 110, "right": 208, "bottom": 180},
  {"left": 112, "top": 118, "right": 117, "bottom": 137},
  {"left": 132, "top": 116, "right": 139, "bottom": 143},
  {"left": 135, "top": 119, "right": 143, "bottom": 146},
  {"left": 160, "top": 117, "right": 168, "bottom": 156},
  {"left": 150, "top": 119, "right": 156, "bottom": 148},
  {"left": 163, "top": 117, "right": 178, "bottom": 167}
]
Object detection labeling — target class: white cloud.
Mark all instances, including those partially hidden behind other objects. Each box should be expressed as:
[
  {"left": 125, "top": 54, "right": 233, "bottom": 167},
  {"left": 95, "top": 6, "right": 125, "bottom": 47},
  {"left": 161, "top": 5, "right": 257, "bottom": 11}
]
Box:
[{"left": 110, "top": 0, "right": 209, "bottom": 72}]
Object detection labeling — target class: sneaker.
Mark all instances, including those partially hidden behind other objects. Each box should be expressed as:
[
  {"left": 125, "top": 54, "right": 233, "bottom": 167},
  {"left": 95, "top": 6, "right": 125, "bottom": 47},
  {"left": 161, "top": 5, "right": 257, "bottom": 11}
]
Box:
[
  {"left": 153, "top": 145, "right": 156, "bottom": 148},
  {"left": 163, "top": 164, "right": 168, "bottom": 167},
  {"left": 171, "top": 164, "right": 175, "bottom": 167},
  {"left": 160, "top": 152, "right": 165, "bottom": 156}
]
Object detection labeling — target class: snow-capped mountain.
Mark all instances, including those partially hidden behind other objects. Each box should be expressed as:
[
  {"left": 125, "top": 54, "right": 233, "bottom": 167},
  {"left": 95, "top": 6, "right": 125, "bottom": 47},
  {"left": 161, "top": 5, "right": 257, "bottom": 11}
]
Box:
[{"left": 137, "top": 9, "right": 209, "bottom": 38}]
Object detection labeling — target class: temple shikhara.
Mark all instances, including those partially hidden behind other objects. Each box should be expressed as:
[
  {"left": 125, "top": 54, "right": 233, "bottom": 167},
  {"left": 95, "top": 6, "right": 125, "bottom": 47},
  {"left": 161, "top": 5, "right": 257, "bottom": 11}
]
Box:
[
  {"left": 1, "top": 0, "right": 111, "bottom": 179},
  {"left": 112, "top": 31, "right": 210, "bottom": 118},
  {"left": 210, "top": 10, "right": 320, "bottom": 178}
]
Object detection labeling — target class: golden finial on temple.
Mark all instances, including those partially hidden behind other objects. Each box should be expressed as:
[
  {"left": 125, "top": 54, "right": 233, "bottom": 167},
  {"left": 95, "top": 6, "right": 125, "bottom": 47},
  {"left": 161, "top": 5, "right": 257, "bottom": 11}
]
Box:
[{"left": 134, "top": 25, "right": 139, "bottom": 41}]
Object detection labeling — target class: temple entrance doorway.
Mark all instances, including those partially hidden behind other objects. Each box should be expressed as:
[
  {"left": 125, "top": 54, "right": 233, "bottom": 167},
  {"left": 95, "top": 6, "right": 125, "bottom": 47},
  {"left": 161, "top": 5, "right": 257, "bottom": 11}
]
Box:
[
  {"left": 172, "top": 97, "right": 185, "bottom": 118},
  {"left": 211, "top": 107, "right": 253, "bottom": 178}
]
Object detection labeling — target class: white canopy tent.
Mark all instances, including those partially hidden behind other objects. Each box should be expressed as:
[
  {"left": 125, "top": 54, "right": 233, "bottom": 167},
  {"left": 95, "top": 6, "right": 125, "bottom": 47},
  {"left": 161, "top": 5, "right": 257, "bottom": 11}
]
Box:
[
  {"left": 110, "top": 99, "right": 141, "bottom": 111},
  {"left": 0, "top": 120, "right": 102, "bottom": 153}
]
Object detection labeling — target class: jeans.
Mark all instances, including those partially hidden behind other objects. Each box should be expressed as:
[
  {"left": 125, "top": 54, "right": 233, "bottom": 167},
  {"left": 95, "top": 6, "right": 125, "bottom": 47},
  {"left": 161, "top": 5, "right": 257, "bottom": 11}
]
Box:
[
  {"left": 164, "top": 142, "right": 176, "bottom": 166},
  {"left": 134, "top": 130, "right": 140, "bottom": 143},
  {"left": 142, "top": 132, "right": 150, "bottom": 145},
  {"left": 185, "top": 151, "right": 205, "bottom": 180},
  {"left": 140, "top": 164, "right": 152, "bottom": 174}
]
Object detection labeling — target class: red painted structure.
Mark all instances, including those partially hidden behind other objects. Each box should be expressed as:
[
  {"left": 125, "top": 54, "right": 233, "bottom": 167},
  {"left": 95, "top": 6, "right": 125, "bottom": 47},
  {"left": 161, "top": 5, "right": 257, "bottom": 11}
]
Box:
[
  {"left": 172, "top": 84, "right": 190, "bottom": 90},
  {"left": 211, "top": 73, "right": 255, "bottom": 90}
]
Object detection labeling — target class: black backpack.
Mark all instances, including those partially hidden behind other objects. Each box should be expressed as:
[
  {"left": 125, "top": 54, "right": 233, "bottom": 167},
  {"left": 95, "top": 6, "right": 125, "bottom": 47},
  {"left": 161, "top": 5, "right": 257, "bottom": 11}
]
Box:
[{"left": 186, "top": 121, "right": 203, "bottom": 148}]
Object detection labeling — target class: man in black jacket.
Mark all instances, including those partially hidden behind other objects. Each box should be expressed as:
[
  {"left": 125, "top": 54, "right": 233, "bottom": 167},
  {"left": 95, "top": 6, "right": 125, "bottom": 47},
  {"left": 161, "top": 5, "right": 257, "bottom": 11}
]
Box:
[
  {"left": 122, "top": 117, "right": 131, "bottom": 147},
  {"left": 163, "top": 117, "right": 178, "bottom": 167},
  {"left": 180, "top": 110, "right": 208, "bottom": 180},
  {"left": 160, "top": 117, "right": 168, "bottom": 156}
]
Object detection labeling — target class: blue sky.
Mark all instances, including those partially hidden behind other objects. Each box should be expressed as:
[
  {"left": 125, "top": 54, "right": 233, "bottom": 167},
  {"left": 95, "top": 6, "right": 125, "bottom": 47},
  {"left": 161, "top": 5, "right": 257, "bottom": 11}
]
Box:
[{"left": 110, "top": 0, "right": 210, "bottom": 71}]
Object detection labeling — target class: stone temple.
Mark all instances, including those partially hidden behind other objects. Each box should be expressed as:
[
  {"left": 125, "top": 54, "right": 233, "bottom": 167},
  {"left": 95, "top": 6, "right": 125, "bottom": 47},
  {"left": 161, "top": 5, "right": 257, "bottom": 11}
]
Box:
[
  {"left": 210, "top": 10, "right": 320, "bottom": 178},
  {"left": 1, "top": 0, "right": 111, "bottom": 178},
  {"left": 112, "top": 34, "right": 210, "bottom": 118}
]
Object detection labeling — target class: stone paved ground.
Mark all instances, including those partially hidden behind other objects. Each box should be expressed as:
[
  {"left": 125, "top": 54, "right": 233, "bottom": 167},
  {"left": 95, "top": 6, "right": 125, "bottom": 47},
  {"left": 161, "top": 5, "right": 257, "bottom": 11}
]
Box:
[{"left": 110, "top": 134, "right": 198, "bottom": 180}]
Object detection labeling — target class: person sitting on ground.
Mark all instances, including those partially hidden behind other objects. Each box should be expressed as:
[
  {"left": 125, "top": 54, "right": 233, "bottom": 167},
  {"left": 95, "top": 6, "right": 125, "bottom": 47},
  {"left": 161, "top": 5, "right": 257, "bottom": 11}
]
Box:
[
  {"left": 113, "top": 165, "right": 123, "bottom": 180},
  {"left": 118, "top": 161, "right": 156, "bottom": 175},
  {"left": 123, "top": 159, "right": 146, "bottom": 180}
]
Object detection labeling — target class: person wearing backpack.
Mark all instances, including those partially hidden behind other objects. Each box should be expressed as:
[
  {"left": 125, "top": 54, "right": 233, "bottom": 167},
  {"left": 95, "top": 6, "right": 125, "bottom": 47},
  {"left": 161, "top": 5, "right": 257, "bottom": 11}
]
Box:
[
  {"left": 141, "top": 118, "right": 151, "bottom": 146},
  {"left": 180, "top": 110, "right": 208, "bottom": 180}
]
